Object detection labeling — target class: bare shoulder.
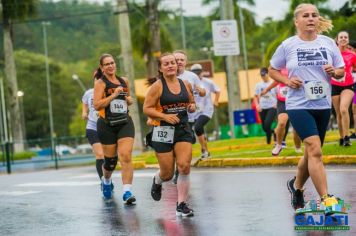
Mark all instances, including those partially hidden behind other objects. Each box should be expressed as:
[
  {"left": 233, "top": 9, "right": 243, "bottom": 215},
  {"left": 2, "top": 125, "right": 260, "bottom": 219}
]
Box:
[{"left": 121, "top": 76, "right": 130, "bottom": 85}]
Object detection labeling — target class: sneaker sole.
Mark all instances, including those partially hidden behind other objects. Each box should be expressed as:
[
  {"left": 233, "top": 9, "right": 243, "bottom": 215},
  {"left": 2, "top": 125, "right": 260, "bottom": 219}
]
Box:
[
  {"left": 286, "top": 179, "right": 295, "bottom": 208},
  {"left": 124, "top": 196, "right": 136, "bottom": 205},
  {"left": 176, "top": 211, "right": 194, "bottom": 217}
]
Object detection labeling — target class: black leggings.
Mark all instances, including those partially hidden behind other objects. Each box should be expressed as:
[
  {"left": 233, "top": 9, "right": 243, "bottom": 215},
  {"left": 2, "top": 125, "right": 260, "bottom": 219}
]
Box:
[
  {"left": 194, "top": 115, "right": 211, "bottom": 136},
  {"left": 259, "top": 108, "right": 277, "bottom": 144}
]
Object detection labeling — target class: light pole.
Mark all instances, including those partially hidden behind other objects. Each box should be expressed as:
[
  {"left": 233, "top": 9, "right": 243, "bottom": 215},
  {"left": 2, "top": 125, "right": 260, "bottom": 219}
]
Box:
[
  {"left": 72, "top": 74, "right": 86, "bottom": 92},
  {"left": 16, "top": 90, "right": 26, "bottom": 142},
  {"left": 42, "top": 21, "right": 57, "bottom": 169}
]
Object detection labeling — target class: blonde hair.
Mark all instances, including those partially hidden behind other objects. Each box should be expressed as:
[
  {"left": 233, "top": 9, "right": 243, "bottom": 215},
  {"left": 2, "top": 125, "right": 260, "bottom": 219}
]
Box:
[{"left": 294, "top": 3, "right": 333, "bottom": 34}]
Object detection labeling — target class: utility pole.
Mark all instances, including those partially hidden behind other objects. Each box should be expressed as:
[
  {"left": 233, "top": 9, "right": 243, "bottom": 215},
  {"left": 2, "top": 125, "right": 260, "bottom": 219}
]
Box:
[
  {"left": 220, "top": 0, "right": 240, "bottom": 138},
  {"left": 117, "top": 0, "right": 143, "bottom": 150},
  {"left": 238, "top": 3, "right": 250, "bottom": 108},
  {"left": 2, "top": 4, "right": 24, "bottom": 152},
  {"left": 147, "top": 0, "right": 161, "bottom": 78},
  {"left": 179, "top": 0, "right": 186, "bottom": 49}
]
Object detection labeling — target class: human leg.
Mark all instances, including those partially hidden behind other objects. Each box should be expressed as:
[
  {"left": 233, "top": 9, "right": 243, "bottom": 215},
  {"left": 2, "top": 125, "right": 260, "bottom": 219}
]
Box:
[
  {"left": 194, "top": 115, "right": 211, "bottom": 158},
  {"left": 174, "top": 142, "right": 194, "bottom": 217},
  {"left": 339, "top": 89, "right": 354, "bottom": 146}
]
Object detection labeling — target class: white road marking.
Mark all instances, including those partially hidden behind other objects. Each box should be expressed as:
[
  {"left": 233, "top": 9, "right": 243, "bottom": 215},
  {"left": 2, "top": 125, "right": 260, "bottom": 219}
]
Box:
[
  {"left": 0, "top": 191, "right": 41, "bottom": 196},
  {"left": 16, "top": 181, "right": 99, "bottom": 187}
]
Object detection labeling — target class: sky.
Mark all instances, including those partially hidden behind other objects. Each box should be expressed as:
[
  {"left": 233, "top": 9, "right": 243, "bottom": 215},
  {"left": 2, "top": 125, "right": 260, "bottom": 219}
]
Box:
[{"left": 158, "top": 0, "right": 350, "bottom": 25}]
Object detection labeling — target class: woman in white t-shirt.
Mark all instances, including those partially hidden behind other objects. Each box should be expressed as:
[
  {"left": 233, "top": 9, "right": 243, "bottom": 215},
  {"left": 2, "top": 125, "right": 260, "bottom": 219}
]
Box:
[
  {"left": 269, "top": 3, "right": 345, "bottom": 210},
  {"left": 82, "top": 87, "right": 104, "bottom": 181}
]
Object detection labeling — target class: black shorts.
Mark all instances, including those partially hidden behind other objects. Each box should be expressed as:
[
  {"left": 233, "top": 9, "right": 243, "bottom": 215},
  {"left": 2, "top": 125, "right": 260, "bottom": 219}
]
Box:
[
  {"left": 86, "top": 129, "right": 100, "bottom": 145},
  {"left": 287, "top": 109, "right": 330, "bottom": 145},
  {"left": 147, "top": 124, "right": 193, "bottom": 153},
  {"left": 97, "top": 116, "right": 135, "bottom": 145},
  {"left": 277, "top": 100, "right": 286, "bottom": 115},
  {"left": 331, "top": 84, "right": 354, "bottom": 96}
]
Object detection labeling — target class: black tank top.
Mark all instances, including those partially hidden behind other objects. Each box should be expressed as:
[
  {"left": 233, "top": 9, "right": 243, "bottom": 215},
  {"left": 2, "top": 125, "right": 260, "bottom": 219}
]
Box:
[
  {"left": 160, "top": 78, "right": 190, "bottom": 126},
  {"left": 99, "top": 75, "right": 129, "bottom": 119}
]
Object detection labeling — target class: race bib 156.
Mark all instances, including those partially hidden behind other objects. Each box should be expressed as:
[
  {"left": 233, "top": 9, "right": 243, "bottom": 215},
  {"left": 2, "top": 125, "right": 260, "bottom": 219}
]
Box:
[{"left": 304, "top": 80, "right": 328, "bottom": 100}]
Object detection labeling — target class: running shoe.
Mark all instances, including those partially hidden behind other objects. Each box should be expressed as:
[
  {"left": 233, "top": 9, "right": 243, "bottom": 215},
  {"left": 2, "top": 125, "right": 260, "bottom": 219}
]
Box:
[
  {"left": 151, "top": 177, "right": 162, "bottom": 201},
  {"left": 272, "top": 145, "right": 283, "bottom": 156},
  {"left": 200, "top": 151, "right": 210, "bottom": 160},
  {"left": 282, "top": 141, "right": 287, "bottom": 148},
  {"left": 176, "top": 202, "right": 194, "bottom": 217},
  {"left": 123, "top": 191, "right": 136, "bottom": 205},
  {"left": 101, "top": 177, "right": 112, "bottom": 199},
  {"left": 287, "top": 176, "right": 305, "bottom": 210},
  {"left": 350, "top": 133, "right": 356, "bottom": 140},
  {"left": 321, "top": 194, "right": 339, "bottom": 207},
  {"left": 295, "top": 147, "right": 303, "bottom": 153},
  {"left": 343, "top": 136, "right": 352, "bottom": 147},
  {"left": 339, "top": 138, "right": 344, "bottom": 146}
]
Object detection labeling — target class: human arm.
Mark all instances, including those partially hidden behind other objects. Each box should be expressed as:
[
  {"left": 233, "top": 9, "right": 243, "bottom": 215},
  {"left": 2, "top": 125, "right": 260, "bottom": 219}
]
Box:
[
  {"left": 268, "top": 66, "right": 303, "bottom": 89},
  {"left": 82, "top": 103, "right": 89, "bottom": 120},
  {"left": 323, "top": 65, "right": 344, "bottom": 79},
  {"left": 184, "top": 80, "right": 196, "bottom": 113},
  {"left": 122, "top": 77, "right": 133, "bottom": 106},
  {"left": 93, "top": 79, "right": 123, "bottom": 110},
  {"left": 261, "top": 80, "right": 278, "bottom": 96}
]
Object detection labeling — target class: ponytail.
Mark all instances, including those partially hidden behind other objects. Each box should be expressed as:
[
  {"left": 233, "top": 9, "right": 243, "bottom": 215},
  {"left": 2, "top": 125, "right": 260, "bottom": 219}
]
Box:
[
  {"left": 317, "top": 16, "right": 333, "bottom": 34},
  {"left": 93, "top": 68, "right": 103, "bottom": 80}
]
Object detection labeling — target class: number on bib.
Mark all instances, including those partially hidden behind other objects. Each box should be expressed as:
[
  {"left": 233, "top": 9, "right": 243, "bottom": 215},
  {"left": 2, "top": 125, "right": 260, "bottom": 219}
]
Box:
[
  {"left": 110, "top": 99, "right": 127, "bottom": 113},
  {"left": 151, "top": 126, "right": 175, "bottom": 144},
  {"left": 304, "top": 81, "right": 328, "bottom": 100}
]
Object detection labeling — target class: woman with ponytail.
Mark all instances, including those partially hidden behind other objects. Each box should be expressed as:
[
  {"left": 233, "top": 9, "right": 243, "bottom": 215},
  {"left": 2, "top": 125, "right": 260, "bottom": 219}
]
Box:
[
  {"left": 269, "top": 3, "right": 345, "bottom": 211},
  {"left": 93, "top": 54, "right": 136, "bottom": 204}
]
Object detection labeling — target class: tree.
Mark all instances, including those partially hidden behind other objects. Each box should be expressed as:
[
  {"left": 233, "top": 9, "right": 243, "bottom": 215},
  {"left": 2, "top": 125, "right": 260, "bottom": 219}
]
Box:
[{"left": 1, "top": 0, "right": 37, "bottom": 151}]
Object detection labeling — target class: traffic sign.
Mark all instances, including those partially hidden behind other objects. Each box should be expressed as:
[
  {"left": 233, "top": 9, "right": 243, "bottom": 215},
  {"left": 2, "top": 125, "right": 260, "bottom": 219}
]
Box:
[{"left": 212, "top": 20, "right": 240, "bottom": 56}]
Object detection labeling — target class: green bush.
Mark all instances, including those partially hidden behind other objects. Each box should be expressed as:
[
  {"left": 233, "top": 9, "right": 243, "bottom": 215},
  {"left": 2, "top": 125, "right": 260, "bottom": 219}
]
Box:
[{"left": 0, "top": 151, "right": 36, "bottom": 161}]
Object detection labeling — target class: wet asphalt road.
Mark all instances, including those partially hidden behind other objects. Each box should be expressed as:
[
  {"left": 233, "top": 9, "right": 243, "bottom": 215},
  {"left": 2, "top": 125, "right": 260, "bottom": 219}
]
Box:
[{"left": 1, "top": 166, "right": 356, "bottom": 236}]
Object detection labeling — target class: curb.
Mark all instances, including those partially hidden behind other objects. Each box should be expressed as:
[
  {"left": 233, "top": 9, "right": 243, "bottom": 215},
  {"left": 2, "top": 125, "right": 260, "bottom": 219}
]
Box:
[
  {"left": 195, "top": 155, "right": 356, "bottom": 167},
  {"left": 131, "top": 155, "right": 356, "bottom": 169}
]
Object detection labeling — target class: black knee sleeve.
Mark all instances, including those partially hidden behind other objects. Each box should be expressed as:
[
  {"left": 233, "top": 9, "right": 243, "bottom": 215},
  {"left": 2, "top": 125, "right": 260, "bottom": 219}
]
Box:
[
  {"left": 103, "top": 156, "right": 118, "bottom": 171},
  {"left": 194, "top": 124, "right": 204, "bottom": 136}
]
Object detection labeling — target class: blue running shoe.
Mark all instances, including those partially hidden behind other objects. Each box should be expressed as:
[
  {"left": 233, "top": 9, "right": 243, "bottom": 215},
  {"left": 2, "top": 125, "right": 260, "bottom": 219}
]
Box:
[
  {"left": 101, "top": 178, "right": 112, "bottom": 199},
  {"left": 123, "top": 191, "right": 136, "bottom": 205},
  {"left": 282, "top": 141, "right": 287, "bottom": 148}
]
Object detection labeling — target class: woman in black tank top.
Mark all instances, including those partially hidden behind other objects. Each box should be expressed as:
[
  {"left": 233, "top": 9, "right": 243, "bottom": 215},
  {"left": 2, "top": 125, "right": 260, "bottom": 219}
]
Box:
[
  {"left": 93, "top": 54, "right": 136, "bottom": 204},
  {"left": 143, "top": 52, "right": 196, "bottom": 217}
]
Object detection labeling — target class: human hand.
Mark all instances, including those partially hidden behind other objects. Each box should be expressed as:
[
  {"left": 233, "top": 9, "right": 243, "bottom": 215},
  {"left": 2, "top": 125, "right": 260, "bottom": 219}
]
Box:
[
  {"left": 188, "top": 103, "right": 196, "bottom": 113},
  {"left": 323, "top": 64, "right": 336, "bottom": 77},
  {"left": 163, "top": 114, "right": 180, "bottom": 125},
  {"left": 287, "top": 77, "right": 303, "bottom": 89}
]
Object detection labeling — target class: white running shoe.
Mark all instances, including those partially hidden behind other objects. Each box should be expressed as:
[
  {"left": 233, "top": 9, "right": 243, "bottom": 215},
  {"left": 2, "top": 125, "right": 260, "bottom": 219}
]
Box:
[
  {"left": 295, "top": 147, "right": 303, "bottom": 153},
  {"left": 272, "top": 145, "right": 283, "bottom": 156},
  {"left": 200, "top": 151, "right": 210, "bottom": 160}
]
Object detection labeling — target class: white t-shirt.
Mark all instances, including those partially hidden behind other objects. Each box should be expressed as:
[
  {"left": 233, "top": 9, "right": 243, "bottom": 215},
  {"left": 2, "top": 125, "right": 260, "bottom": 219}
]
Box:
[
  {"left": 82, "top": 88, "right": 99, "bottom": 130},
  {"left": 270, "top": 35, "right": 344, "bottom": 110},
  {"left": 255, "top": 80, "right": 277, "bottom": 109},
  {"left": 178, "top": 70, "right": 203, "bottom": 122},
  {"left": 193, "top": 77, "right": 220, "bottom": 119}
]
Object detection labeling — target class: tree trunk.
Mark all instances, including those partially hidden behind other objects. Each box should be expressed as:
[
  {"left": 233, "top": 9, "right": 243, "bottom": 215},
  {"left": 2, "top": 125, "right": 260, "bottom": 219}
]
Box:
[
  {"left": 3, "top": 22, "right": 24, "bottom": 152},
  {"left": 147, "top": 0, "right": 160, "bottom": 78},
  {"left": 117, "top": 0, "right": 144, "bottom": 150}
]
